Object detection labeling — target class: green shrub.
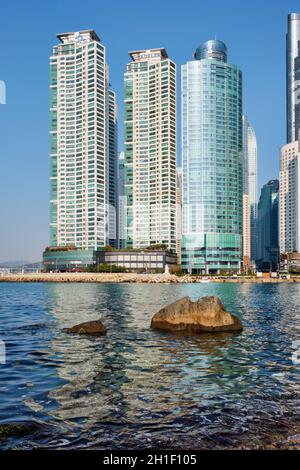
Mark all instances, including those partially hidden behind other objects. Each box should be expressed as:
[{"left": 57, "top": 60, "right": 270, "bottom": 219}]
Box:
[
  {"left": 87, "top": 263, "right": 127, "bottom": 273},
  {"left": 103, "top": 245, "right": 116, "bottom": 251},
  {"left": 145, "top": 243, "right": 168, "bottom": 251}
]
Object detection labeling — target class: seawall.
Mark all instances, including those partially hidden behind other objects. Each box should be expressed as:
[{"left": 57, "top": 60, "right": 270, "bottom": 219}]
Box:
[{"left": 1, "top": 273, "right": 299, "bottom": 284}]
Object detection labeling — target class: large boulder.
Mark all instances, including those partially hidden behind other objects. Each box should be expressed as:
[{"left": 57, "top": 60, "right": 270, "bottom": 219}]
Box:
[
  {"left": 151, "top": 296, "right": 242, "bottom": 333},
  {"left": 66, "top": 319, "right": 107, "bottom": 336}
]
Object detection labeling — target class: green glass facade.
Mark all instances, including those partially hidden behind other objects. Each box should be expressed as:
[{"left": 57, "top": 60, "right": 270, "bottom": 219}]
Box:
[
  {"left": 181, "top": 40, "right": 243, "bottom": 273},
  {"left": 43, "top": 248, "right": 96, "bottom": 271},
  {"left": 257, "top": 180, "right": 279, "bottom": 271}
]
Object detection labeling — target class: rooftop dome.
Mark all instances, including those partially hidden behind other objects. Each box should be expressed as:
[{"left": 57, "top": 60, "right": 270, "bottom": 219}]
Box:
[
  {"left": 288, "top": 13, "right": 300, "bottom": 21},
  {"left": 194, "top": 40, "right": 227, "bottom": 62}
]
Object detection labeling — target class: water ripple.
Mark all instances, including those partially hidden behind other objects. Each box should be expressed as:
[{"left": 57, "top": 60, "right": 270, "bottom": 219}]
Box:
[{"left": 0, "top": 282, "right": 299, "bottom": 449}]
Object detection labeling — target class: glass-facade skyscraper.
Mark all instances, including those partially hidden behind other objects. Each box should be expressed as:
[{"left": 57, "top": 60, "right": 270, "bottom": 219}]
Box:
[
  {"left": 280, "top": 14, "right": 300, "bottom": 260},
  {"left": 117, "top": 151, "right": 126, "bottom": 248},
  {"left": 124, "top": 49, "right": 177, "bottom": 251},
  {"left": 243, "top": 116, "right": 258, "bottom": 263},
  {"left": 181, "top": 40, "right": 243, "bottom": 274},
  {"left": 257, "top": 180, "right": 279, "bottom": 271},
  {"left": 45, "top": 30, "right": 117, "bottom": 270},
  {"left": 287, "top": 13, "right": 300, "bottom": 143}
]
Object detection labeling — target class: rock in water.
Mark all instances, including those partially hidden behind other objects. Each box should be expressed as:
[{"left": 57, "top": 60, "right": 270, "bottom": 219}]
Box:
[
  {"left": 66, "top": 319, "right": 107, "bottom": 336},
  {"left": 151, "top": 296, "right": 242, "bottom": 333},
  {"left": 0, "top": 421, "right": 47, "bottom": 439}
]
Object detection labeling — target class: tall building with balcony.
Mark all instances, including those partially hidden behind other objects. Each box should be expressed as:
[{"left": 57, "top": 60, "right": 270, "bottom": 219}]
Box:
[
  {"left": 242, "top": 193, "right": 251, "bottom": 270},
  {"left": 117, "top": 151, "right": 126, "bottom": 248},
  {"left": 181, "top": 40, "right": 243, "bottom": 274},
  {"left": 124, "top": 48, "right": 177, "bottom": 252},
  {"left": 243, "top": 115, "right": 258, "bottom": 263},
  {"left": 176, "top": 168, "right": 182, "bottom": 265},
  {"left": 108, "top": 88, "right": 118, "bottom": 247},
  {"left": 44, "top": 30, "right": 117, "bottom": 271},
  {"left": 257, "top": 180, "right": 279, "bottom": 271},
  {"left": 287, "top": 13, "right": 300, "bottom": 143},
  {"left": 278, "top": 14, "right": 300, "bottom": 266},
  {"left": 279, "top": 141, "right": 300, "bottom": 253}
]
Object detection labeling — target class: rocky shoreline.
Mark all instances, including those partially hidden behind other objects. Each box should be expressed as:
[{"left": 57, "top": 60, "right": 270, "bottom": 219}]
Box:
[
  {"left": 0, "top": 420, "right": 299, "bottom": 450},
  {"left": 1, "top": 272, "right": 300, "bottom": 284}
]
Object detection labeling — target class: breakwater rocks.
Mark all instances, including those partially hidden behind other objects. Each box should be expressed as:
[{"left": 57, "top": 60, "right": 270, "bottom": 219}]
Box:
[
  {"left": 0, "top": 273, "right": 180, "bottom": 283},
  {"left": 1, "top": 273, "right": 300, "bottom": 284},
  {"left": 151, "top": 296, "right": 243, "bottom": 333}
]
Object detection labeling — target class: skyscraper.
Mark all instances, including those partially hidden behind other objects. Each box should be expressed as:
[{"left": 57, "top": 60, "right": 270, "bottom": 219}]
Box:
[
  {"left": 257, "top": 180, "right": 279, "bottom": 271},
  {"left": 243, "top": 116, "right": 258, "bottom": 262},
  {"left": 280, "top": 14, "right": 300, "bottom": 261},
  {"left": 242, "top": 193, "right": 251, "bottom": 270},
  {"left": 279, "top": 141, "right": 300, "bottom": 253},
  {"left": 108, "top": 89, "right": 118, "bottom": 247},
  {"left": 181, "top": 40, "right": 243, "bottom": 274},
  {"left": 117, "top": 151, "right": 126, "bottom": 248},
  {"left": 176, "top": 168, "right": 182, "bottom": 265},
  {"left": 44, "top": 30, "right": 117, "bottom": 270},
  {"left": 287, "top": 13, "right": 300, "bottom": 143},
  {"left": 124, "top": 49, "right": 177, "bottom": 251}
]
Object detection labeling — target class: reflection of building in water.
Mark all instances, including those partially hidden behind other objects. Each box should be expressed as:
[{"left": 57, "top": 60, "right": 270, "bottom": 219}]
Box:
[
  {"left": 45, "top": 284, "right": 195, "bottom": 425},
  {"left": 46, "top": 283, "right": 132, "bottom": 426},
  {"left": 44, "top": 283, "right": 265, "bottom": 435}
]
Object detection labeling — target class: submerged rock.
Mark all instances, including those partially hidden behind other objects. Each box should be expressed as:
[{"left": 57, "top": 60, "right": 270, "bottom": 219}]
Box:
[
  {"left": 66, "top": 319, "right": 107, "bottom": 336},
  {"left": 0, "top": 422, "right": 40, "bottom": 439},
  {"left": 151, "top": 296, "right": 243, "bottom": 333}
]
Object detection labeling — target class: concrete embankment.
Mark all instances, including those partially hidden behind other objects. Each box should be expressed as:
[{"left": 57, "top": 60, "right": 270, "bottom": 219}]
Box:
[{"left": 1, "top": 273, "right": 300, "bottom": 283}]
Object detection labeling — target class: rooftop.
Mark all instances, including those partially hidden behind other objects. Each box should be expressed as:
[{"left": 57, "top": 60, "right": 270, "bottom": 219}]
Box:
[
  {"left": 194, "top": 39, "right": 227, "bottom": 62},
  {"left": 129, "top": 48, "right": 168, "bottom": 62},
  {"left": 288, "top": 13, "right": 300, "bottom": 21},
  {"left": 56, "top": 30, "right": 100, "bottom": 44}
]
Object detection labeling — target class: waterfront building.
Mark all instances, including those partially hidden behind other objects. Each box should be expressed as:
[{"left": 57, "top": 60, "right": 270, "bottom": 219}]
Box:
[
  {"left": 279, "top": 141, "right": 300, "bottom": 253},
  {"left": 243, "top": 116, "right": 258, "bottom": 263},
  {"left": 124, "top": 48, "right": 177, "bottom": 252},
  {"left": 176, "top": 168, "right": 182, "bottom": 265},
  {"left": 181, "top": 40, "right": 243, "bottom": 274},
  {"left": 257, "top": 180, "right": 279, "bottom": 271},
  {"left": 108, "top": 89, "right": 118, "bottom": 247},
  {"left": 96, "top": 248, "right": 177, "bottom": 273},
  {"left": 242, "top": 193, "right": 251, "bottom": 271},
  {"left": 45, "top": 30, "right": 117, "bottom": 269},
  {"left": 280, "top": 251, "right": 300, "bottom": 273},
  {"left": 287, "top": 13, "right": 300, "bottom": 143},
  {"left": 118, "top": 152, "right": 126, "bottom": 248}
]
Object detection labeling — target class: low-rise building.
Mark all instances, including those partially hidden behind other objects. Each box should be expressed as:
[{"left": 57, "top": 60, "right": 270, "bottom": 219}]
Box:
[
  {"left": 96, "top": 249, "right": 177, "bottom": 273},
  {"left": 279, "top": 252, "right": 300, "bottom": 273},
  {"left": 43, "top": 246, "right": 177, "bottom": 273},
  {"left": 43, "top": 246, "right": 96, "bottom": 272}
]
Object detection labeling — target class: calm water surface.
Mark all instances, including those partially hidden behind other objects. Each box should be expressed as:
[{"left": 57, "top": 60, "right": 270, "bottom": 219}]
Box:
[{"left": 0, "top": 282, "right": 299, "bottom": 449}]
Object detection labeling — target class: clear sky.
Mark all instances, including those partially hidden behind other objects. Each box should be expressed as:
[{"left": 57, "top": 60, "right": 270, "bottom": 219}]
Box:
[{"left": 0, "top": 0, "right": 299, "bottom": 262}]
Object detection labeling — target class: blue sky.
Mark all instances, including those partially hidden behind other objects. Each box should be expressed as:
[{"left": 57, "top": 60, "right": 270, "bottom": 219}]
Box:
[{"left": 0, "top": 0, "right": 299, "bottom": 261}]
